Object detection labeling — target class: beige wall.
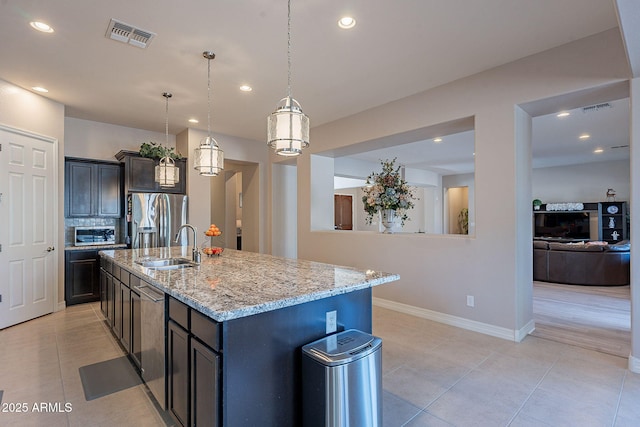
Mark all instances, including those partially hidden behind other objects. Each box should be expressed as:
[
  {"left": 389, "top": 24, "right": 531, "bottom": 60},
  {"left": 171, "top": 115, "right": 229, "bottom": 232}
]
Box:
[
  {"left": 533, "top": 159, "right": 630, "bottom": 203},
  {"left": 65, "top": 117, "right": 172, "bottom": 161},
  {"left": 178, "top": 128, "right": 268, "bottom": 254},
  {"left": 0, "top": 78, "right": 65, "bottom": 308},
  {"left": 288, "top": 29, "right": 630, "bottom": 341}
]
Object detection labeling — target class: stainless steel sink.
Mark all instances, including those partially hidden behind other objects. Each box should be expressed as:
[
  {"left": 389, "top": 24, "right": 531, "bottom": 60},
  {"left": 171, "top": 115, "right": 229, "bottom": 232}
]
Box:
[{"left": 135, "top": 257, "right": 195, "bottom": 270}]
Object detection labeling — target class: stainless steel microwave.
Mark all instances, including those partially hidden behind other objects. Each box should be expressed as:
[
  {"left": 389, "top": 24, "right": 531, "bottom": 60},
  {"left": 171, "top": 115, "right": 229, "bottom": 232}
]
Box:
[{"left": 74, "top": 226, "right": 116, "bottom": 246}]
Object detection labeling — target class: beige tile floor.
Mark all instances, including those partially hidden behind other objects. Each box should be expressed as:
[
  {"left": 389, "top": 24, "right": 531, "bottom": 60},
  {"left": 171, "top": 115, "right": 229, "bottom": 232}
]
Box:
[
  {"left": 1, "top": 302, "right": 639, "bottom": 426},
  {"left": 374, "top": 306, "right": 640, "bottom": 426}
]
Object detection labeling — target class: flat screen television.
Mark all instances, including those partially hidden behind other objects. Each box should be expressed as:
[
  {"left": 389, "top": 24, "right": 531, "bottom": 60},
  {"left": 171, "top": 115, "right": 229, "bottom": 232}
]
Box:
[{"left": 534, "top": 212, "right": 591, "bottom": 239}]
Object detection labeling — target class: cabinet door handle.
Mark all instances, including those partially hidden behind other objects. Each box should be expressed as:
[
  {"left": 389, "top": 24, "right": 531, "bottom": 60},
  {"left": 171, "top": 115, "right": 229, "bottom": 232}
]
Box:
[{"left": 47, "top": 246, "right": 55, "bottom": 252}]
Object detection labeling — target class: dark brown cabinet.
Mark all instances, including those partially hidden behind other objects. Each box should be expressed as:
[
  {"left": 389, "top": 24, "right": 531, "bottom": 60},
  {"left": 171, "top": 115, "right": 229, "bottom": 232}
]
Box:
[
  {"left": 98, "top": 164, "right": 122, "bottom": 216},
  {"left": 115, "top": 150, "right": 187, "bottom": 194},
  {"left": 168, "top": 320, "right": 190, "bottom": 427},
  {"left": 100, "top": 266, "right": 108, "bottom": 317},
  {"left": 65, "top": 162, "right": 93, "bottom": 217},
  {"left": 65, "top": 158, "right": 123, "bottom": 217},
  {"left": 191, "top": 338, "right": 220, "bottom": 427},
  {"left": 599, "top": 201, "right": 628, "bottom": 243},
  {"left": 99, "top": 258, "right": 111, "bottom": 318},
  {"left": 167, "top": 296, "right": 221, "bottom": 427},
  {"left": 100, "top": 260, "right": 136, "bottom": 359},
  {"left": 114, "top": 277, "right": 123, "bottom": 338},
  {"left": 65, "top": 249, "right": 100, "bottom": 305},
  {"left": 130, "top": 287, "right": 142, "bottom": 368}
]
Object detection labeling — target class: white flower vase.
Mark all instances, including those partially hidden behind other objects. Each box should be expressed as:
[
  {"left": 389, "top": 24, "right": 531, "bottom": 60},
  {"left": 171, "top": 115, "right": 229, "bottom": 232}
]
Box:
[{"left": 381, "top": 209, "right": 396, "bottom": 234}]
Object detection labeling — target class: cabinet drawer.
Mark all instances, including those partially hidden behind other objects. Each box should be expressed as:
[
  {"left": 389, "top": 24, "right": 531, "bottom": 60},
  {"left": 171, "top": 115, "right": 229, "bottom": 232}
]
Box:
[
  {"left": 169, "top": 297, "right": 189, "bottom": 330},
  {"left": 130, "top": 275, "right": 140, "bottom": 289},
  {"left": 191, "top": 310, "right": 220, "bottom": 351},
  {"left": 112, "top": 265, "right": 121, "bottom": 281},
  {"left": 101, "top": 257, "right": 112, "bottom": 275},
  {"left": 120, "top": 269, "right": 130, "bottom": 288}
]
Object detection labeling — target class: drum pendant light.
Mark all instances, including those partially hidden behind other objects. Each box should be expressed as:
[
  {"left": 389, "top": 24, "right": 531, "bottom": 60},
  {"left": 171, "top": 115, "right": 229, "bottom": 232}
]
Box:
[
  {"left": 155, "top": 92, "right": 179, "bottom": 187},
  {"left": 194, "top": 51, "right": 224, "bottom": 176},
  {"left": 267, "top": 0, "right": 309, "bottom": 156}
]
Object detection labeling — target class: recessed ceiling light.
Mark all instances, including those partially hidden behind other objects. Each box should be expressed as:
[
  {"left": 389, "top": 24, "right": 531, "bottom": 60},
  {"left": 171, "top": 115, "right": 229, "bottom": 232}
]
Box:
[
  {"left": 239, "top": 85, "right": 253, "bottom": 92},
  {"left": 433, "top": 137, "right": 443, "bottom": 143},
  {"left": 579, "top": 133, "right": 590, "bottom": 140},
  {"left": 594, "top": 148, "right": 604, "bottom": 153},
  {"left": 556, "top": 112, "right": 570, "bottom": 118},
  {"left": 32, "top": 86, "right": 49, "bottom": 93},
  {"left": 188, "top": 118, "right": 199, "bottom": 124},
  {"left": 30, "top": 21, "right": 54, "bottom": 33},
  {"left": 338, "top": 16, "right": 356, "bottom": 29}
]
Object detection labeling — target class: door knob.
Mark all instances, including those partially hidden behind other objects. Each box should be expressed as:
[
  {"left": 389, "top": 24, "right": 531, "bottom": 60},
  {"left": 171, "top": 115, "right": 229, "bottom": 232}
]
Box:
[{"left": 47, "top": 246, "right": 55, "bottom": 252}]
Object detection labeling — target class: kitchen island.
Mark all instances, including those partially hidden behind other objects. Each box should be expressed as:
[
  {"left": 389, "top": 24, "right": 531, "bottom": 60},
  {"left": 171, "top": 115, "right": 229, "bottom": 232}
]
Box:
[{"left": 99, "top": 246, "right": 399, "bottom": 427}]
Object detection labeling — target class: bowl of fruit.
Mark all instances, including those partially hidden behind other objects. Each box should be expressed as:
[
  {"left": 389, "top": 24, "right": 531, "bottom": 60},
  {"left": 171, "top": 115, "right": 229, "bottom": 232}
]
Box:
[
  {"left": 205, "top": 224, "right": 222, "bottom": 238},
  {"left": 202, "top": 224, "right": 224, "bottom": 257},
  {"left": 202, "top": 246, "right": 223, "bottom": 257}
]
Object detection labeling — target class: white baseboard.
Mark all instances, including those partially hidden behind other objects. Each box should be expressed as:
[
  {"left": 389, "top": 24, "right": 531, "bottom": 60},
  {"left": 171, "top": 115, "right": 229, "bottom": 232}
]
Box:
[
  {"left": 56, "top": 301, "right": 66, "bottom": 312},
  {"left": 629, "top": 354, "right": 640, "bottom": 373},
  {"left": 373, "top": 297, "right": 533, "bottom": 342}
]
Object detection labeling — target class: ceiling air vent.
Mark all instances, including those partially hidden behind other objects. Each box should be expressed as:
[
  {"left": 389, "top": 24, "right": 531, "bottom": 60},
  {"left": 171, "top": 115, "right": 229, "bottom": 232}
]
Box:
[
  {"left": 582, "top": 102, "right": 612, "bottom": 113},
  {"left": 105, "top": 19, "right": 156, "bottom": 49}
]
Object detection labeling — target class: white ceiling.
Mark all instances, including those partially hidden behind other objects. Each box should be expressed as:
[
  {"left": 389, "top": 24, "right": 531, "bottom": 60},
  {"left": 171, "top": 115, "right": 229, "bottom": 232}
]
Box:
[{"left": 0, "top": 1, "right": 620, "bottom": 141}]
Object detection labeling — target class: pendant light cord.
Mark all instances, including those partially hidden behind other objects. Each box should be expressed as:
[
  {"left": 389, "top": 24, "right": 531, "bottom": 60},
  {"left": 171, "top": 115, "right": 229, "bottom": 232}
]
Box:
[
  {"left": 287, "top": 0, "right": 292, "bottom": 100},
  {"left": 165, "top": 94, "right": 169, "bottom": 147},
  {"left": 207, "top": 57, "right": 212, "bottom": 137},
  {"left": 163, "top": 92, "right": 172, "bottom": 149}
]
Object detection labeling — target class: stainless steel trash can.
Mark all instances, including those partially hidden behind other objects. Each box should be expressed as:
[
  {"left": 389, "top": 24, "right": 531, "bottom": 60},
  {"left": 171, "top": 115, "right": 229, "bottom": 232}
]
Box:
[{"left": 302, "top": 329, "right": 382, "bottom": 427}]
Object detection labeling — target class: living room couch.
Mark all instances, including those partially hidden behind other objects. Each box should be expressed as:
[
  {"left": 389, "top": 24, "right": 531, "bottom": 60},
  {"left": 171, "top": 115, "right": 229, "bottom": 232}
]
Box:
[{"left": 533, "top": 240, "right": 630, "bottom": 286}]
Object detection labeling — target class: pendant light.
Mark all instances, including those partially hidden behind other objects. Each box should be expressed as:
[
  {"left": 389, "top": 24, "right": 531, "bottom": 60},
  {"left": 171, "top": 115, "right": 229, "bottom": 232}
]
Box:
[
  {"left": 155, "top": 92, "right": 179, "bottom": 187},
  {"left": 194, "top": 51, "right": 224, "bottom": 176},
  {"left": 267, "top": 0, "right": 309, "bottom": 156}
]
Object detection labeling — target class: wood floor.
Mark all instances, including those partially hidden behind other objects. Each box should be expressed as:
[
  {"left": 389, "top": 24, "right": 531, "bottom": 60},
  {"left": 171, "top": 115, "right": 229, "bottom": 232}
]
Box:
[{"left": 531, "top": 281, "right": 631, "bottom": 358}]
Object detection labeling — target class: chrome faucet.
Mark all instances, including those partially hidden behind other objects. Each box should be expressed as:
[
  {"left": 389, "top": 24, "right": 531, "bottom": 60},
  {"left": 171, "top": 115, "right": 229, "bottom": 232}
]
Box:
[{"left": 174, "top": 224, "right": 201, "bottom": 264}]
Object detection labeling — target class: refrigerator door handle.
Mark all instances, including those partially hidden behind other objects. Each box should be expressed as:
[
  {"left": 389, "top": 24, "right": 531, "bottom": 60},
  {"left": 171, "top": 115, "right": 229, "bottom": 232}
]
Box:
[{"left": 133, "top": 220, "right": 139, "bottom": 248}]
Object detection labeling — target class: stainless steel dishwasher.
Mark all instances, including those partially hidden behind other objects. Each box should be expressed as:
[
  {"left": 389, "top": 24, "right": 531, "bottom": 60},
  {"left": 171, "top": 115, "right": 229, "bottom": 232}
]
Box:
[{"left": 135, "top": 283, "right": 166, "bottom": 409}]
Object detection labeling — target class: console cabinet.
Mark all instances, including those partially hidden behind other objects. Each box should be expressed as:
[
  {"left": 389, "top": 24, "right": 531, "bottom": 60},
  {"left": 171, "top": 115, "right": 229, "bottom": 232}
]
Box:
[
  {"left": 598, "top": 201, "right": 628, "bottom": 243},
  {"left": 65, "top": 158, "right": 123, "bottom": 217},
  {"left": 115, "top": 150, "right": 187, "bottom": 194},
  {"left": 65, "top": 249, "right": 100, "bottom": 305}
]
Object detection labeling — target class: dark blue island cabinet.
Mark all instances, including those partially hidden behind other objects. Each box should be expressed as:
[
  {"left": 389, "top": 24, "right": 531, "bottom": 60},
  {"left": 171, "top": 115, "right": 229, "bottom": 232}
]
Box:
[{"left": 166, "top": 288, "right": 373, "bottom": 427}]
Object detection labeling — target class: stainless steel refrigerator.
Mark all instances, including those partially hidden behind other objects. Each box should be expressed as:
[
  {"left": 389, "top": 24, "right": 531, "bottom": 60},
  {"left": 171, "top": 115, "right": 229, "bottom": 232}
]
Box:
[{"left": 128, "top": 193, "right": 188, "bottom": 249}]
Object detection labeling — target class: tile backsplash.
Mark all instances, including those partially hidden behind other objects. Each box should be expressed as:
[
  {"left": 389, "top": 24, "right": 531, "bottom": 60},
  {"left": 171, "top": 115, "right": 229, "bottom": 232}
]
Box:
[{"left": 64, "top": 217, "right": 125, "bottom": 246}]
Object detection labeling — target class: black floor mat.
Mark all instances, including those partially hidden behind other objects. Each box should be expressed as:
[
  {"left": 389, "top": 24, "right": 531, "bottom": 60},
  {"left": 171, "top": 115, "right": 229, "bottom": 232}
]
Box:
[{"left": 79, "top": 356, "right": 142, "bottom": 401}]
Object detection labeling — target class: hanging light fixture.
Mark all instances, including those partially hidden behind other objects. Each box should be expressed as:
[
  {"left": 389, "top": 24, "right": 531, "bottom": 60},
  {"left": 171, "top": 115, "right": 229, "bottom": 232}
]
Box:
[
  {"left": 267, "top": 0, "right": 309, "bottom": 156},
  {"left": 155, "top": 92, "right": 179, "bottom": 187},
  {"left": 194, "top": 51, "right": 224, "bottom": 176}
]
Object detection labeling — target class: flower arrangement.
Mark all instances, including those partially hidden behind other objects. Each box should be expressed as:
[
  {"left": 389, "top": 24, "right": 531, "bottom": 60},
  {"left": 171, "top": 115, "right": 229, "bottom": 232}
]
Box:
[{"left": 362, "top": 158, "right": 417, "bottom": 226}]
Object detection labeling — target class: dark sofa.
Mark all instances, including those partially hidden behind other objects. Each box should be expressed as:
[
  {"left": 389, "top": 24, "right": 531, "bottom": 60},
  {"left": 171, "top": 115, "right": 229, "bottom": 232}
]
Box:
[{"left": 533, "top": 240, "right": 630, "bottom": 286}]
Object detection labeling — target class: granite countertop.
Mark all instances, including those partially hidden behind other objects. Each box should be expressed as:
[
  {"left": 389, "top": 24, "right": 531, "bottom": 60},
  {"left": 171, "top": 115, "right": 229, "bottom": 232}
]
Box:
[
  {"left": 99, "top": 247, "right": 399, "bottom": 322},
  {"left": 66, "top": 244, "right": 128, "bottom": 251}
]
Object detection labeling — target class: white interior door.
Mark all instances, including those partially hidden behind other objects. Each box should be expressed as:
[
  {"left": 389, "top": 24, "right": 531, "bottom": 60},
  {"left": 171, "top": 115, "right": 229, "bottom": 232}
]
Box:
[{"left": 0, "top": 125, "right": 57, "bottom": 329}]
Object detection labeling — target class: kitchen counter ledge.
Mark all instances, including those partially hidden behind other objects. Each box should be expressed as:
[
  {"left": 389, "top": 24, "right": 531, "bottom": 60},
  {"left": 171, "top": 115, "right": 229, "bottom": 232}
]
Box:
[
  {"left": 99, "top": 247, "right": 399, "bottom": 322},
  {"left": 66, "top": 243, "right": 128, "bottom": 251}
]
